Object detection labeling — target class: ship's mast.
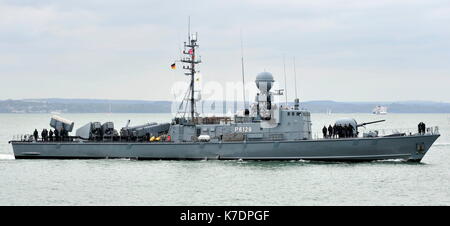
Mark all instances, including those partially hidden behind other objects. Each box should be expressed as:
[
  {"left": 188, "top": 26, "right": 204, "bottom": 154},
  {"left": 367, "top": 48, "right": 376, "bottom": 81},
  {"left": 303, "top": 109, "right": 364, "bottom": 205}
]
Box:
[{"left": 180, "top": 24, "right": 201, "bottom": 122}]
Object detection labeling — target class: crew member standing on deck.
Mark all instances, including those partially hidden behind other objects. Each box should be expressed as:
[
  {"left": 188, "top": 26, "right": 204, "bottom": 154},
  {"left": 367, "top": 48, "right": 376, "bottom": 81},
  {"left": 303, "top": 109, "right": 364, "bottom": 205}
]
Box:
[
  {"left": 33, "top": 129, "right": 38, "bottom": 141},
  {"left": 60, "top": 127, "right": 66, "bottom": 141},
  {"left": 333, "top": 124, "right": 337, "bottom": 138},
  {"left": 344, "top": 124, "right": 349, "bottom": 138},
  {"left": 335, "top": 125, "right": 341, "bottom": 138},
  {"left": 418, "top": 122, "right": 425, "bottom": 134},
  {"left": 328, "top": 125, "right": 333, "bottom": 139},
  {"left": 322, "top": 126, "right": 328, "bottom": 138},
  {"left": 41, "top": 129, "right": 45, "bottom": 142},
  {"left": 349, "top": 124, "right": 354, "bottom": 137},
  {"left": 49, "top": 129, "right": 54, "bottom": 142},
  {"left": 54, "top": 128, "right": 59, "bottom": 142},
  {"left": 44, "top": 129, "right": 48, "bottom": 141}
]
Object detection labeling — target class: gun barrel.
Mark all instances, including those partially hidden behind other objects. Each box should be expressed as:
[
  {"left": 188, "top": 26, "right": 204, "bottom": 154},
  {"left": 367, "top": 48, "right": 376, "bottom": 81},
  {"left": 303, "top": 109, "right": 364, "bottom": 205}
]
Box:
[{"left": 357, "top": 120, "right": 386, "bottom": 127}]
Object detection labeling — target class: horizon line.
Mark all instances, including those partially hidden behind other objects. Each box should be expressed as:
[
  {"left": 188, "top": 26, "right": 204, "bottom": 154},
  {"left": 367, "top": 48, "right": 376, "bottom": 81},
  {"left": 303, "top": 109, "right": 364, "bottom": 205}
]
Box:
[{"left": 1, "top": 98, "right": 450, "bottom": 104}]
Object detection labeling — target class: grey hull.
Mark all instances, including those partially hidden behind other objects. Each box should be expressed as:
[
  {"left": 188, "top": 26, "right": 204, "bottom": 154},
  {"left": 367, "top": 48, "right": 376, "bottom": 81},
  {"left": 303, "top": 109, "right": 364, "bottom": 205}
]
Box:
[{"left": 11, "top": 134, "right": 440, "bottom": 162}]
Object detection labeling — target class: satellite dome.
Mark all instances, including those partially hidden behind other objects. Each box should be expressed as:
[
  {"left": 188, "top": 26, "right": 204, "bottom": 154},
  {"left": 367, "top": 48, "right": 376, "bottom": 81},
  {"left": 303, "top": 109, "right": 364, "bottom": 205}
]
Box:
[{"left": 255, "top": 72, "right": 274, "bottom": 91}]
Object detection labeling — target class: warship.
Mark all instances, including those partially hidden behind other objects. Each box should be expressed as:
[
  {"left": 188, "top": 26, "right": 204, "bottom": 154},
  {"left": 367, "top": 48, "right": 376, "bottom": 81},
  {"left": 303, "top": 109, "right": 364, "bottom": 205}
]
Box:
[{"left": 9, "top": 31, "right": 440, "bottom": 162}]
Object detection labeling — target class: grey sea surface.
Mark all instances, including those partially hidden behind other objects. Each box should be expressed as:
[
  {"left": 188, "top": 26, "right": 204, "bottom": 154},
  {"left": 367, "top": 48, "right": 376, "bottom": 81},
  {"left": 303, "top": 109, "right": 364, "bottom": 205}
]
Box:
[{"left": 0, "top": 113, "right": 449, "bottom": 205}]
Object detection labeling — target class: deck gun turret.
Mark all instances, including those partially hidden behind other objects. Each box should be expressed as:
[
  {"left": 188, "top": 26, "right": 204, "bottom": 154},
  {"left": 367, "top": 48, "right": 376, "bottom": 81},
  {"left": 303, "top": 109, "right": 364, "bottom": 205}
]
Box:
[
  {"left": 358, "top": 120, "right": 386, "bottom": 138},
  {"left": 357, "top": 120, "right": 386, "bottom": 128}
]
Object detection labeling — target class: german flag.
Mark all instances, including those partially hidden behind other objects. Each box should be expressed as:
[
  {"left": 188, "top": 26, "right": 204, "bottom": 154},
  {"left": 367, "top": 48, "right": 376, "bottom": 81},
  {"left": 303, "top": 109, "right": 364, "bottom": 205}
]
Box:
[{"left": 170, "top": 63, "right": 176, "bottom": 69}]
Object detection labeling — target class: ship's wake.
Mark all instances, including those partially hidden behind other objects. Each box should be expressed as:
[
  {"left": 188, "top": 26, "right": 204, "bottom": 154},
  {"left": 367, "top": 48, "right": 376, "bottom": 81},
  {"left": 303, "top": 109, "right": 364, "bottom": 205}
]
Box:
[
  {"left": 434, "top": 143, "right": 450, "bottom": 146},
  {"left": 0, "top": 154, "right": 15, "bottom": 160}
]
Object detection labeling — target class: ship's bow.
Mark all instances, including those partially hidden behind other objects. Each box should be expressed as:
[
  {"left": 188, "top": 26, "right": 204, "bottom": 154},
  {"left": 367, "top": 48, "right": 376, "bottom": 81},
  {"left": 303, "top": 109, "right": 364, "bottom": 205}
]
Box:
[{"left": 407, "top": 134, "right": 440, "bottom": 162}]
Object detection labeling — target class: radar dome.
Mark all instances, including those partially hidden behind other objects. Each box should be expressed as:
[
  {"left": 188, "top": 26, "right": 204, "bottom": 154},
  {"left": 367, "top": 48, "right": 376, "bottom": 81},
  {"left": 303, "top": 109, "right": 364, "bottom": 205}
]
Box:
[{"left": 255, "top": 72, "right": 274, "bottom": 91}]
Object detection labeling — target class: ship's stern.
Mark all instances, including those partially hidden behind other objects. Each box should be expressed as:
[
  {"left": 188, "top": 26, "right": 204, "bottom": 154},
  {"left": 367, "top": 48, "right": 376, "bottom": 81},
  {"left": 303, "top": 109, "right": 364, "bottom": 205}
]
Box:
[{"left": 10, "top": 141, "right": 44, "bottom": 159}]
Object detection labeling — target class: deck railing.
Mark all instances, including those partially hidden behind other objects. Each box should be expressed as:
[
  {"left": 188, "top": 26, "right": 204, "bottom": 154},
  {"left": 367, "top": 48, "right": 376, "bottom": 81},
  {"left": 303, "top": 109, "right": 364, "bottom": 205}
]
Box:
[
  {"left": 375, "top": 126, "right": 439, "bottom": 136},
  {"left": 11, "top": 126, "right": 440, "bottom": 143},
  {"left": 315, "top": 126, "right": 440, "bottom": 139}
]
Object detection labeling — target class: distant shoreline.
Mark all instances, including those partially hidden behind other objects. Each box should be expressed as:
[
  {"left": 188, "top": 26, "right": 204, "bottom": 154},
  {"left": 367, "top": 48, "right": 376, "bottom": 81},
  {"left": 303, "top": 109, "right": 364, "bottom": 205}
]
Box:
[
  {"left": 0, "top": 109, "right": 450, "bottom": 116},
  {"left": 1, "top": 99, "right": 450, "bottom": 114}
]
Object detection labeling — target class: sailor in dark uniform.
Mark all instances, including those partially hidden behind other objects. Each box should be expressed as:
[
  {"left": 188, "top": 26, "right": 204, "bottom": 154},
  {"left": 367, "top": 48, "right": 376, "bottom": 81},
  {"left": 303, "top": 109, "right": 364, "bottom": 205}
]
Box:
[
  {"left": 336, "top": 125, "right": 341, "bottom": 138},
  {"left": 344, "top": 124, "right": 349, "bottom": 138},
  {"left": 33, "top": 129, "right": 39, "bottom": 141},
  {"left": 60, "top": 127, "right": 66, "bottom": 141},
  {"left": 328, "top": 125, "right": 333, "bottom": 139},
  {"left": 348, "top": 124, "right": 354, "bottom": 137},
  {"left": 54, "top": 128, "right": 60, "bottom": 142},
  {"left": 41, "top": 129, "right": 45, "bottom": 142},
  {"left": 44, "top": 129, "right": 48, "bottom": 141},
  {"left": 418, "top": 122, "right": 426, "bottom": 134},
  {"left": 333, "top": 124, "right": 337, "bottom": 138},
  {"left": 49, "top": 129, "right": 54, "bottom": 142}
]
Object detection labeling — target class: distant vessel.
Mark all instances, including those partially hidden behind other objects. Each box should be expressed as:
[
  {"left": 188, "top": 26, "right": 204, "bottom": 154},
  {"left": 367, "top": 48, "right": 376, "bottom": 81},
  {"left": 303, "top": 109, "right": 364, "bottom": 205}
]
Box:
[
  {"left": 9, "top": 30, "right": 440, "bottom": 162},
  {"left": 373, "top": 106, "right": 388, "bottom": 115}
]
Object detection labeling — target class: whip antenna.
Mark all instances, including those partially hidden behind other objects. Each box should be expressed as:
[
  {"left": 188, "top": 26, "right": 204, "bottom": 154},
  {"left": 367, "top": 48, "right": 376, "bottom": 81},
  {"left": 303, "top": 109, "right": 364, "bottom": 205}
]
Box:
[
  {"left": 240, "top": 29, "right": 247, "bottom": 110},
  {"left": 283, "top": 54, "right": 288, "bottom": 106},
  {"left": 293, "top": 57, "right": 298, "bottom": 99},
  {"left": 188, "top": 16, "right": 190, "bottom": 42},
  {"left": 293, "top": 57, "right": 299, "bottom": 110}
]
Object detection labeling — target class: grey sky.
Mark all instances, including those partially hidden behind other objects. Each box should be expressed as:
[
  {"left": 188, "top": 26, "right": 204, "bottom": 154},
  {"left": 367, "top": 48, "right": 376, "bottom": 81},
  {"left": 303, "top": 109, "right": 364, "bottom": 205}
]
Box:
[{"left": 1, "top": 0, "right": 450, "bottom": 102}]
